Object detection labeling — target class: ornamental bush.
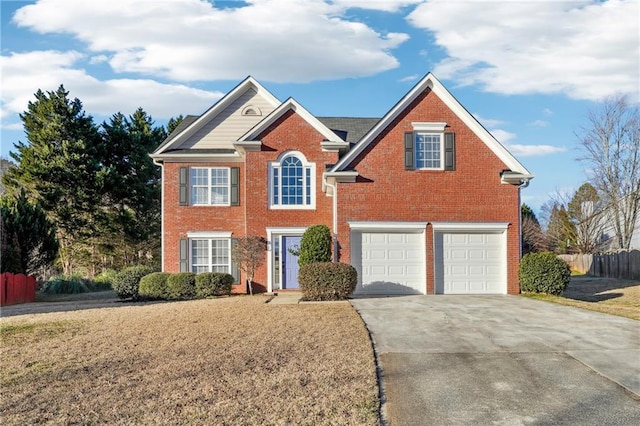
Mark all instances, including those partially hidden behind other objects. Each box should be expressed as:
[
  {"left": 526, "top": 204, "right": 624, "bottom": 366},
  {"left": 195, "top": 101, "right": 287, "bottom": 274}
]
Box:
[
  {"left": 298, "top": 262, "right": 357, "bottom": 301},
  {"left": 139, "top": 272, "right": 170, "bottom": 300},
  {"left": 112, "top": 266, "right": 155, "bottom": 299},
  {"left": 297, "top": 225, "right": 332, "bottom": 267},
  {"left": 195, "top": 272, "right": 234, "bottom": 298},
  {"left": 519, "top": 252, "right": 571, "bottom": 295},
  {"left": 166, "top": 272, "right": 196, "bottom": 300}
]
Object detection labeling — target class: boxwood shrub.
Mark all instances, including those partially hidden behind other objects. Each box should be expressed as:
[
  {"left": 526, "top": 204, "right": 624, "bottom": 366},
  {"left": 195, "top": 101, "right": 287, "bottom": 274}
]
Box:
[
  {"left": 519, "top": 252, "right": 571, "bottom": 295},
  {"left": 166, "top": 272, "right": 196, "bottom": 300},
  {"left": 139, "top": 272, "right": 170, "bottom": 300},
  {"left": 298, "top": 225, "right": 332, "bottom": 267},
  {"left": 195, "top": 272, "right": 234, "bottom": 298},
  {"left": 298, "top": 262, "right": 357, "bottom": 301},
  {"left": 112, "top": 266, "right": 155, "bottom": 299}
]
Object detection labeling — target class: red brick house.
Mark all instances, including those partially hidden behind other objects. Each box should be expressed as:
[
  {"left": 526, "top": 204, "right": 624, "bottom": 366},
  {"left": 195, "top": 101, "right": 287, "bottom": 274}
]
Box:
[{"left": 150, "top": 73, "right": 533, "bottom": 295}]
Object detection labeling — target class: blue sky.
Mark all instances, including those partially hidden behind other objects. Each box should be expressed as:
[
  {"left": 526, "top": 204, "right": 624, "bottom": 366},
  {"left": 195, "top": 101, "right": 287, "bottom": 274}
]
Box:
[{"left": 1, "top": 0, "right": 638, "bottom": 215}]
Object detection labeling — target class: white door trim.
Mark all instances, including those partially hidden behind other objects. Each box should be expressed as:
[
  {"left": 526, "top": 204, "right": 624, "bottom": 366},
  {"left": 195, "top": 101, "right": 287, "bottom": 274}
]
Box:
[{"left": 266, "top": 227, "right": 307, "bottom": 293}]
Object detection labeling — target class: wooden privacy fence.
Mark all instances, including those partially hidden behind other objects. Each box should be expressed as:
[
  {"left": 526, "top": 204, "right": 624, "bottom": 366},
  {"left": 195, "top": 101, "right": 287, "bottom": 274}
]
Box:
[
  {"left": 1, "top": 273, "right": 37, "bottom": 306},
  {"left": 559, "top": 250, "right": 640, "bottom": 280}
]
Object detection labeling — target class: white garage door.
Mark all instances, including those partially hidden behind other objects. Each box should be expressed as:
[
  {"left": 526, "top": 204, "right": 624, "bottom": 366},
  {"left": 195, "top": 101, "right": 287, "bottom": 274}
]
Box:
[
  {"left": 355, "top": 232, "right": 426, "bottom": 295},
  {"left": 434, "top": 232, "right": 506, "bottom": 294}
]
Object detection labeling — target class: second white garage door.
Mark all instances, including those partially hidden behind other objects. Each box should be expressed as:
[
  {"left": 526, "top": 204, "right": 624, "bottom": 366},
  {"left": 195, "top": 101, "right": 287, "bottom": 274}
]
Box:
[
  {"left": 434, "top": 231, "right": 506, "bottom": 294},
  {"left": 355, "top": 231, "right": 426, "bottom": 295}
]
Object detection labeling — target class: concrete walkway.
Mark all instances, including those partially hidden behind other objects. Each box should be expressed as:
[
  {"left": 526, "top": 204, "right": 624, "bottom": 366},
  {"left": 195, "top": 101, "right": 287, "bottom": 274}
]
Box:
[
  {"left": 351, "top": 295, "right": 640, "bottom": 426},
  {"left": 266, "top": 292, "right": 302, "bottom": 305}
]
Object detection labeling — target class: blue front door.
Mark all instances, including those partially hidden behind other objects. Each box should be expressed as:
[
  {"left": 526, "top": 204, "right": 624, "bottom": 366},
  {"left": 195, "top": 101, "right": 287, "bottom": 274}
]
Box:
[{"left": 282, "top": 236, "right": 302, "bottom": 289}]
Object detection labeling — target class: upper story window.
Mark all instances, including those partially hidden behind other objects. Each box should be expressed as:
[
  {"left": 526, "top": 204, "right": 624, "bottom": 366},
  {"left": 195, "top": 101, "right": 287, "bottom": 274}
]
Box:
[
  {"left": 269, "top": 152, "right": 315, "bottom": 209},
  {"left": 405, "top": 122, "right": 455, "bottom": 171},
  {"left": 191, "top": 167, "right": 230, "bottom": 205},
  {"left": 179, "top": 166, "right": 239, "bottom": 207}
]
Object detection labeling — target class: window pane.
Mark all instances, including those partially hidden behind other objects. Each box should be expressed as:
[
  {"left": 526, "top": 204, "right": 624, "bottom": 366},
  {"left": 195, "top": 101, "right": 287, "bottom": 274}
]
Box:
[{"left": 415, "top": 133, "right": 441, "bottom": 169}]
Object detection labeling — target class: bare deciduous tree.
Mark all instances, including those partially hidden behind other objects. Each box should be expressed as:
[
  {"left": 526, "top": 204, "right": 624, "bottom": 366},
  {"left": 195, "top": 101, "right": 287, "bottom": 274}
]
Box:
[
  {"left": 579, "top": 95, "right": 640, "bottom": 250},
  {"left": 231, "top": 236, "right": 266, "bottom": 296}
]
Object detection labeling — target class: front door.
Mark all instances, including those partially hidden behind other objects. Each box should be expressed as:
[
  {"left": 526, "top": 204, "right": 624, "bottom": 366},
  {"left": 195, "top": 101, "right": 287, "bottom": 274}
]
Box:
[{"left": 282, "top": 236, "right": 302, "bottom": 289}]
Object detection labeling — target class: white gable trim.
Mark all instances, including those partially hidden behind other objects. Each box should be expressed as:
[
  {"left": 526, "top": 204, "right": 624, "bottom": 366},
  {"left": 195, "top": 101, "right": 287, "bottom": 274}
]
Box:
[
  {"left": 154, "top": 76, "right": 281, "bottom": 156},
  {"left": 332, "top": 73, "right": 533, "bottom": 178},
  {"left": 238, "top": 97, "right": 345, "bottom": 143}
]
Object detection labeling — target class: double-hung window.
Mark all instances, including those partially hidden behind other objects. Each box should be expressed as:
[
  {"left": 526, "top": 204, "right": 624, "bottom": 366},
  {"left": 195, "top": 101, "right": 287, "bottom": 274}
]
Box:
[
  {"left": 269, "top": 152, "right": 315, "bottom": 209},
  {"left": 405, "top": 122, "right": 455, "bottom": 171},
  {"left": 190, "top": 238, "right": 231, "bottom": 274},
  {"left": 191, "top": 167, "right": 229, "bottom": 205}
]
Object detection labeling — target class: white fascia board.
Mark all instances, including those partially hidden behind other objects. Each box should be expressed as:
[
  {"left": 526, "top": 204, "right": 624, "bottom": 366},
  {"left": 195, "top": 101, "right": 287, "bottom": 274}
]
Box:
[
  {"left": 332, "top": 72, "right": 533, "bottom": 177},
  {"left": 348, "top": 221, "right": 428, "bottom": 232},
  {"left": 321, "top": 140, "right": 349, "bottom": 152},
  {"left": 233, "top": 140, "right": 262, "bottom": 153},
  {"left": 150, "top": 153, "right": 243, "bottom": 163},
  {"left": 322, "top": 171, "right": 358, "bottom": 193},
  {"left": 187, "top": 231, "right": 233, "bottom": 238},
  {"left": 501, "top": 171, "right": 534, "bottom": 185},
  {"left": 156, "top": 76, "right": 281, "bottom": 155},
  {"left": 431, "top": 222, "right": 510, "bottom": 232},
  {"left": 412, "top": 122, "right": 447, "bottom": 131},
  {"left": 239, "top": 98, "right": 344, "bottom": 143}
]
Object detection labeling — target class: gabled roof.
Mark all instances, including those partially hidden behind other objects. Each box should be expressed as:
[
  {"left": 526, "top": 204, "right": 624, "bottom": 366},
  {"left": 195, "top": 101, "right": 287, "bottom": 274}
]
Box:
[
  {"left": 331, "top": 72, "right": 533, "bottom": 178},
  {"left": 317, "top": 117, "right": 380, "bottom": 144},
  {"left": 151, "top": 76, "right": 281, "bottom": 157},
  {"left": 238, "top": 98, "right": 346, "bottom": 145}
]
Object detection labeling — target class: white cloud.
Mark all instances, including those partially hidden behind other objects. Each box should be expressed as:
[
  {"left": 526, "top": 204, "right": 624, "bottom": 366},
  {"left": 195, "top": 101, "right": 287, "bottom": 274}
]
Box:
[
  {"left": 543, "top": 108, "right": 553, "bottom": 116},
  {"left": 13, "top": 0, "right": 409, "bottom": 83},
  {"left": 399, "top": 74, "right": 420, "bottom": 82},
  {"left": 528, "top": 120, "right": 549, "bottom": 128},
  {"left": 332, "top": 0, "right": 423, "bottom": 12},
  {"left": 408, "top": 0, "right": 639, "bottom": 101},
  {"left": 505, "top": 144, "right": 567, "bottom": 158},
  {"left": 473, "top": 113, "right": 504, "bottom": 128},
  {"left": 489, "top": 129, "right": 516, "bottom": 143},
  {"left": 0, "top": 51, "right": 223, "bottom": 123}
]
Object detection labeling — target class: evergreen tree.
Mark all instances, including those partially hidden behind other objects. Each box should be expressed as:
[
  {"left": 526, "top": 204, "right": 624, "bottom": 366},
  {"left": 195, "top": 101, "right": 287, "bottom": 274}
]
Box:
[
  {"left": 167, "top": 115, "right": 184, "bottom": 134},
  {"left": 521, "top": 203, "right": 545, "bottom": 254},
  {"left": 2, "top": 86, "right": 103, "bottom": 274},
  {"left": 0, "top": 190, "right": 58, "bottom": 275}
]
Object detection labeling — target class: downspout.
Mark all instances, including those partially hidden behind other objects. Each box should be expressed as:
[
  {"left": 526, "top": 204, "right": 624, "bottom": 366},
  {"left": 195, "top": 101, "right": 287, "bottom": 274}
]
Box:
[
  {"left": 153, "top": 158, "right": 165, "bottom": 271},
  {"left": 324, "top": 179, "right": 339, "bottom": 262},
  {"left": 517, "top": 178, "right": 531, "bottom": 261}
]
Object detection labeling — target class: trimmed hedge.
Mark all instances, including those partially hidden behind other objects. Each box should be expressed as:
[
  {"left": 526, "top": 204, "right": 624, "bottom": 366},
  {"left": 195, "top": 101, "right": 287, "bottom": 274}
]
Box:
[
  {"left": 112, "top": 266, "right": 155, "bottom": 299},
  {"left": 195, "top": 272, "right": 234, "bottom": 298},
  {"left": 166, "top": 272, "right": 196, "bottom": 300},
  {"left": 299, "top": 262, "right": 357, "bottom": 301},
  {"left": 519, "top": 252, "right": 571, "bottom": 295},
  {"left": 139, "top": 272, "right": 170, "bottom": 300},
  {"left": 298, "top": 225, "right": 332, "bottom": 267}
]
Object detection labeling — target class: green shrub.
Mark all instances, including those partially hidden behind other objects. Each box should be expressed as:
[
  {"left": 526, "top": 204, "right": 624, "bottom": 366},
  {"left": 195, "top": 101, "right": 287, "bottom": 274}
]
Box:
[
  {"left": 298, "top": 262, "right": 357, "bottom": 301},
  {"left": 94, "top": 269, "right": 118, "bottom": 291},
  {"left": 519, "top": 252, "right": 571, "bottom": 295},
  {"left": 195, "top": 272, "right": 234, "bottom": 298},
  {"left": 139, "top": 272, "right": 170, "bottom": 300},
  {"left": 41, "top": 275, "right": 91, "bottom": 294},
  {"left": 296, "top": 225, "right": 332, "bottom": 267},
  {"left": 166, "top": 272, "right": 196, "bottom": 300},
  {"left": 112, "top": 266, "right": 155, "bottom": 299}
]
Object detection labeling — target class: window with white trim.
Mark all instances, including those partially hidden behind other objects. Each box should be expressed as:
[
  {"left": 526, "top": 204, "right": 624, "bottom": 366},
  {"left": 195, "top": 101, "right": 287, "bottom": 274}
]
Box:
[
  {"left": 190, "top": 238, "right": 231, "bottom": 273},
  {"left": 191, "top": 167, "right": 229, "bottom": 205},
  {"left": 415, "top": 133, "right": 443, "bottom": 169},
  {"left": 269, "top": 153, "right": 315, "bottom": 209}
]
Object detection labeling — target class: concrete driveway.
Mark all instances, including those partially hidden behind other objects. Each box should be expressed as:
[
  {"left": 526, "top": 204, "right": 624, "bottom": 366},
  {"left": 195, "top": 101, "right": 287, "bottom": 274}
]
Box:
[{"left": 350, "top": 295, "right": 640, "bottom": 425}]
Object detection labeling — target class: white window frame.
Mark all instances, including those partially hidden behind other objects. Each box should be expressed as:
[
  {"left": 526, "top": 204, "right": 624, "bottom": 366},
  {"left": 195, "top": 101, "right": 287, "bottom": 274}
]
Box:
[
  {"left": 413, "top": 122, "right": 446, "bottom": 171},
  {"left": 268, "top": 151, "right": 316, "bottom": 210},
  {"left": 190, "top": 167, "right": 230, "bottom": 206},
  {"left": 188, "top": 237, "right": 232, "bottom": 274}
]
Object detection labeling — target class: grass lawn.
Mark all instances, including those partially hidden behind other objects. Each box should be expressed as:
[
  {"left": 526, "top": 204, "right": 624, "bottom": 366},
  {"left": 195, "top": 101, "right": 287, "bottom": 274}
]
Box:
[
  {"left": 0, "top": 297, "right": 379, "bottom": 425},
  {"left": 522, "top": 275, "right": 640, "bottom": 321}
]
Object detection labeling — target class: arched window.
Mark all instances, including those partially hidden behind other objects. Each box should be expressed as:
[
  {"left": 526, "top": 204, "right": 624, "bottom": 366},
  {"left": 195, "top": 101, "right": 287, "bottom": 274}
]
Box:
[{"left": 269, "top": 152, "right": 315, "bottom": 209}]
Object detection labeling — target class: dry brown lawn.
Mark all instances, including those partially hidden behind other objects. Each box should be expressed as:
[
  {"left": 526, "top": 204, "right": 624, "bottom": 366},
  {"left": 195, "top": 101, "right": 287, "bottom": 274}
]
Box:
[
  {"left": 0, "top": 297, "right": 379, "bottom": 425},
  {"left": 522, "top": 275, "right": 640, "bottom": 321}
]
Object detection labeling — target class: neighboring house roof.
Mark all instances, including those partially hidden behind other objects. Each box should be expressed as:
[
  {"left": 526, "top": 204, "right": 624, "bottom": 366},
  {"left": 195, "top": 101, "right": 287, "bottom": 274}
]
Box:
[
  {"left": 316, "top": 117, "right": 380, "bottom": 144},
  {"left": 238, "top": 98, "right": 347, "bottom": 147},
  {"left": 151, "top": 76, "right": 281, "bottom": 157},
  {"left": 331, "top": 72, "right": 533, "bottom": 179}
]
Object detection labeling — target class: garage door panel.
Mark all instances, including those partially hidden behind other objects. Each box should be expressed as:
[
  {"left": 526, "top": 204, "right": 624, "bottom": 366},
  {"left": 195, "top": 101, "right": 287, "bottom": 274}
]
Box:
[
  {"left": 435, "top": 230, "right": 506, "bottom": 294},
  {"left": 356, "top": 231, "right": 425, "bottom": 295}
]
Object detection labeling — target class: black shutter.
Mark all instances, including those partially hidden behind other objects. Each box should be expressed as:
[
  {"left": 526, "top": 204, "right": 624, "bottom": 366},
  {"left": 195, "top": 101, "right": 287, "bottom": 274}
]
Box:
[
  {"left": 179, "top": 167, "right": 189, "bottom": 205},
  {"left": 230, "top": 238, "right": 240, "bottom": 283},
  {"left": 404, "top": 132, "right": 414, "bottom": 170},
  {"left": 230, "top": 167, "right": 239, "bottom": 206},
  {"left": 444, "top": 132, "right": 455, "bottom": 171},
  {"left": 179, "top": 238, "right": 189, "bottom": 272}
]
